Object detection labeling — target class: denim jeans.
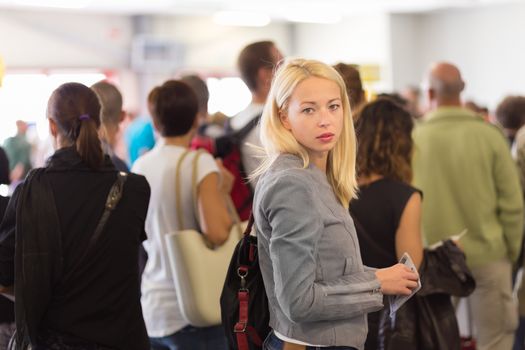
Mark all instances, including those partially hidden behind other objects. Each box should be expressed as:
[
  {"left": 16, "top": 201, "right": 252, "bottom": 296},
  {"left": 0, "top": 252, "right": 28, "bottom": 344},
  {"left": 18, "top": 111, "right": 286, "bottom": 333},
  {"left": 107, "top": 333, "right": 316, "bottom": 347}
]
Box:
[
  {"left": 263, "top": 331, "right": 358, "bottom": 350},
  {"left": 513, "top": 316, "right": 525, "bottom": 350},
  {"left": 150, "top": 325, "right": 228, "bottom": 350}
]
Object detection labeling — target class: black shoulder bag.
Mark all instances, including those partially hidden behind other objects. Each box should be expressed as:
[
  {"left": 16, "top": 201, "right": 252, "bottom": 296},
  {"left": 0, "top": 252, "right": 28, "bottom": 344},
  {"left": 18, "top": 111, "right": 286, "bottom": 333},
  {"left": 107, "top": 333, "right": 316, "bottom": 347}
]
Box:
[{"left": 220, "top": 215, "right": 271, "bottom": 350}]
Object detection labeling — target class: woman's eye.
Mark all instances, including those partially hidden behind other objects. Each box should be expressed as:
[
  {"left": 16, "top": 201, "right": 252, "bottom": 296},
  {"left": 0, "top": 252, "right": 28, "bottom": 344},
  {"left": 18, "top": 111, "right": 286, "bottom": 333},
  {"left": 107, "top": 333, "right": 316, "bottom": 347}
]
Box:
[
  {"left": 302, "top": 107, "right": 314, "bottom": 114},
  {"left": 329, "top": 104, "right": 341, "bottom": 111}
]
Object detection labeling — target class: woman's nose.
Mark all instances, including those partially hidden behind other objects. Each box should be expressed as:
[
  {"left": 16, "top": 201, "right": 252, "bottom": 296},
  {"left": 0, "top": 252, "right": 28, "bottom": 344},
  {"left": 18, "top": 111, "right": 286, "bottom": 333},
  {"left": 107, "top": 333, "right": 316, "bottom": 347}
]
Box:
[{"left": 318, "top": 109, "right": 331, "bottom": 127}]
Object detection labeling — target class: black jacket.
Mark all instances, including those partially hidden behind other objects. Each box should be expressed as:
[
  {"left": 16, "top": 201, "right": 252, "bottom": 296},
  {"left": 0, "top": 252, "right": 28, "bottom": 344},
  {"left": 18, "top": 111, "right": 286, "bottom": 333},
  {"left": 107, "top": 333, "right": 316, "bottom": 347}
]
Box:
[
  {"left": 0, "top": 147, "right": 150, "bottom": 349},
  {"left": 380, "top": 240, "right": 476, "bottom": 350}
]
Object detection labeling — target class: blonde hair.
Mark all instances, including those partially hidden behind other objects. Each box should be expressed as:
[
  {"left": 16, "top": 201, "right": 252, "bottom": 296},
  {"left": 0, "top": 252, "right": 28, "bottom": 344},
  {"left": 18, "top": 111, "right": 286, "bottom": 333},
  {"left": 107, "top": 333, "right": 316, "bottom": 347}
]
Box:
[{"left": 252, "top": 58, "right": 358, "bottom": 207}]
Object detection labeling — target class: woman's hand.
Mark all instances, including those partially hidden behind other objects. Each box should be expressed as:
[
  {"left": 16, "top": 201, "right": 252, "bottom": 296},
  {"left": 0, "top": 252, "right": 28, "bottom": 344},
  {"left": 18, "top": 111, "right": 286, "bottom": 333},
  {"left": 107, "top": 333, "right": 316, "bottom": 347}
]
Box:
[
  {"left": 216, "top": 159, "right": 234, "bottom": 194},
  {"left": 375, "top": 264, "right": 419, "bottom": 296}
]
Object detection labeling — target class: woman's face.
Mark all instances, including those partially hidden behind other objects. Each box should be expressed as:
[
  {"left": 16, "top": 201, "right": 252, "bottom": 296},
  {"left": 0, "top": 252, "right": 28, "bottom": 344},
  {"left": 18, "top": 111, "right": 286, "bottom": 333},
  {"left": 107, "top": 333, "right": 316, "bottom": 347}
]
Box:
[{"left": 280, "top": 76, "right": 344, "bottom": 161}]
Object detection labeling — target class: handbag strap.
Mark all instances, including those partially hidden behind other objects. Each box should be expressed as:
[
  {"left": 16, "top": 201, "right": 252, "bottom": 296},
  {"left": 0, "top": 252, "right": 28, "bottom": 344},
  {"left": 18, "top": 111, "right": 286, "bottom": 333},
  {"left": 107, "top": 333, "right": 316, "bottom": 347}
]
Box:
[
  {"left": 191, "top": 149, "right": 205, "bottom": 229},
  {"left": 64, "top": 171, "right": 127, "bottom": 281},
  {"left": 175, "top": 149, "right": 193, "bottom": 231},
  {"left": 89, "top": 172, "right": 128, "bottom": 247},
  {"left": 175, "top": 149, "right": 242, "bottom": 236}
]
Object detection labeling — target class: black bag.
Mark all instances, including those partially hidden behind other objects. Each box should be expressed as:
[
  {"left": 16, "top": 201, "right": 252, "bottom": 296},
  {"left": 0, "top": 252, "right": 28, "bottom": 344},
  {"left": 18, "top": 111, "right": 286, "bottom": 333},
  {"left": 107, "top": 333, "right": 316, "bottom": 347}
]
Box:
[
  {"left": 214, "top": 115, "right": 261, "bottom": 222},
  {"left": 220, "top": 215, "right": 270, "bottom": 350}
]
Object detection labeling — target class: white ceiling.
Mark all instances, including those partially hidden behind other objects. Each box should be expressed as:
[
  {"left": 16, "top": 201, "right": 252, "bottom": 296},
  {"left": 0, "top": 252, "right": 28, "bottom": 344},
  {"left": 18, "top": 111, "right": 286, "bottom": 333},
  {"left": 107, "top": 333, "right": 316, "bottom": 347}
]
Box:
[{"left": 0, "top": 0, "right": 521, "bottom": 18}]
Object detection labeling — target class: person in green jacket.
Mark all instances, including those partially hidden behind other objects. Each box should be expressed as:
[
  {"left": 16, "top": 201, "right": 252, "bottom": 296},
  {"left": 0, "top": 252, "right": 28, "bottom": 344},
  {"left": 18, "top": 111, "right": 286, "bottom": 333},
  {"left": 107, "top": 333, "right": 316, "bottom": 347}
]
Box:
[
  {"left": 3, "top": 120, "right": 32, "bottom": 182},
  {"left": 413, "top": 62, "right": 524, "bottom": 350}
]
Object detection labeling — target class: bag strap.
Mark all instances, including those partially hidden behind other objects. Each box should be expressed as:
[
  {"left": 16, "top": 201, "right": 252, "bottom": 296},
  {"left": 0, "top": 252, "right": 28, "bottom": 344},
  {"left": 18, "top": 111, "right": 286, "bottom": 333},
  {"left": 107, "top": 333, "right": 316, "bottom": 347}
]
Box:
[
  {"left": 234, "top": 213, "right": 261, "bottom": 350},
  {"left": 234, "top": 290, "right": 263, "bottom": 350},
  {"left": 244, "top": 214, "right": 254, "bottom": 238},
  {"left": 65, "top": 171, "right": 127, "bottom": 280},
  {"left": 176, "top": 149, "right": 243, "bottom": 237},
  {"left": 89, "top": 172, "right": 128, "bottom": 247},
  {"left": 174, "top": 149, "right": 206, "bottom": 230},
  {"left": 175, "top": 149, "right": 193, "bottom": 230},
  {"left": 191, "top": 150, "right": 206, "bottom": 229},
  {"left": 215, "top": 114, "right": 261, "bottom": 159},
  {"left": 235, "top": 113, "right": 261, "bottom": 142}
]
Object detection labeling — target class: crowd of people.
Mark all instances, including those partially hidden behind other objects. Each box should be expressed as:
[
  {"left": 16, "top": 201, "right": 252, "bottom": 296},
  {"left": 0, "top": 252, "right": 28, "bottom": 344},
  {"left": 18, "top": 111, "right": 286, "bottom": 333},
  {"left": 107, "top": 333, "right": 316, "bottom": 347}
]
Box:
[{"left": 0, "top": 39, "right": 524, "bottom": 350}]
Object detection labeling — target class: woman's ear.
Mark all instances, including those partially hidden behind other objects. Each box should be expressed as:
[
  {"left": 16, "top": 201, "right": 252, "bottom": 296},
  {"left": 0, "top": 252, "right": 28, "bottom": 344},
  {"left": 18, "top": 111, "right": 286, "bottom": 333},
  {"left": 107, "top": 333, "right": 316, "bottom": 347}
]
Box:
[
  {"left": 48, "top": 118, "right": 58, "bottom": 137},
  {"left": 151, "top": 117, "right": 162, "bottom": 135},
  {"left": 279, "top": 110, "right": 291, "bottom": 131}
]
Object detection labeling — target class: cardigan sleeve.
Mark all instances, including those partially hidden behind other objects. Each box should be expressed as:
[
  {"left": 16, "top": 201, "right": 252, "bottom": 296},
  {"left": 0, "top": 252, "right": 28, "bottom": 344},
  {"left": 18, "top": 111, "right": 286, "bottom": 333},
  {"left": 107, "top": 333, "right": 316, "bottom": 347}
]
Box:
[{"left": 261, "top": 173, "right": 383, "bottom": 323}]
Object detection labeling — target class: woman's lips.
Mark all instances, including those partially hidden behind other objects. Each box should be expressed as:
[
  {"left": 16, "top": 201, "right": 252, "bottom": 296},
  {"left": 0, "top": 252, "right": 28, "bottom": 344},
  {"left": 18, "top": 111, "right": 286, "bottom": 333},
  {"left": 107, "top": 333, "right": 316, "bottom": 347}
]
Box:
[{"left": 317, "top": 133, "right": 335, "bottom": 142}]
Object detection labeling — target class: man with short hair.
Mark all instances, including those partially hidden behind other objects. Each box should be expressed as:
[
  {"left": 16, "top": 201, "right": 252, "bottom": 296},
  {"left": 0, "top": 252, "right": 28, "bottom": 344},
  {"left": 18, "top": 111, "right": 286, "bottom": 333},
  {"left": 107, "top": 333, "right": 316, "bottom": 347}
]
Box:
[
  {"left": 229, "top": 40, "right": 283, "bottom": 177},
  {"left": 91, "top": 81, "right": 129, "bottom": 172},
  {"left": 413, "top": 62, "right": 524, "bottom": 350}
]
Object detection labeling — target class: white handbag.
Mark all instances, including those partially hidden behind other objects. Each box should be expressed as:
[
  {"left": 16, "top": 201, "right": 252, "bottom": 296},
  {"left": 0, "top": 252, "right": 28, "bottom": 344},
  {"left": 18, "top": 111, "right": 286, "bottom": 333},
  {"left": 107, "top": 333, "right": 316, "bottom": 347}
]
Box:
[{"left": 164, "top": 150, "right": 244, "bottom": 327}]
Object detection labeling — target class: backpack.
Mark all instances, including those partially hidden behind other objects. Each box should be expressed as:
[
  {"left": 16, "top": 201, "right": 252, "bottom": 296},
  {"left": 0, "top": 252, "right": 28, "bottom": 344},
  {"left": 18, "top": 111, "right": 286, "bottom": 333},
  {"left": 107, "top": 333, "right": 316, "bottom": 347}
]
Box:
[
  {"left": 215, "top": 115, "right": 261, "bottom": 221},
  {"left": 220, "top": 215, "right": 271, "bottom": 350}
]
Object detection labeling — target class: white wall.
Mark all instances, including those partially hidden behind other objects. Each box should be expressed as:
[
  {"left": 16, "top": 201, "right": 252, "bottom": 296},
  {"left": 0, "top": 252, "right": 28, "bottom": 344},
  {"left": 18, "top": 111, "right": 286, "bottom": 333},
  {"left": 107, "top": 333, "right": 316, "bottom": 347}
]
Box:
[
  {"left": 293, "top": 13, "right": 392, "bottom": 90},
  {"left": 0, "top": 10, "right": 294, "bottom": 113},
  {"left": 133, "top": 15, "right": 293, "bottom": 114},
  {"left": 389, "top": 14, "right": 422, "bottom": 91},
  {"left": 398, "top": 3, "right": 525, "bottom": 109},
  {"left": 3, "top": 5, "right": 525, "bottom": 112},
  {"left": 0, "top": 9, "right": 143, "bottom": 111},
  {"left": 151, "top": 16, "right": 292, "bottom": 73},
  {"left": 0, "top": 9, "right": 132, "bottom": 68}
]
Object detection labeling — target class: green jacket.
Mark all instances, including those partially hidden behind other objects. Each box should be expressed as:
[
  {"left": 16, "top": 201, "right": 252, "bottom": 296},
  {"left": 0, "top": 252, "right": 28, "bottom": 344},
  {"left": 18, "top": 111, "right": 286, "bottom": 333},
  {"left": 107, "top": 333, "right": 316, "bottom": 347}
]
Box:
[
  {"left": 3, "top": 134, "right": 31, "bottom": 174},
  {"left": 413, "top": 107, "right": 524, "bottom": 267}
]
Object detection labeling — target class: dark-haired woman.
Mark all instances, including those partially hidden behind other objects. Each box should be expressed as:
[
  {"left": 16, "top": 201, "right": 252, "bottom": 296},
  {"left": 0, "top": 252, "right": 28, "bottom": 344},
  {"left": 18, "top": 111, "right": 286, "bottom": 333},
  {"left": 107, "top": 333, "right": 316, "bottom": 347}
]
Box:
[
  {"left": 350, "top": 98, "right": 423, "bottom": 350},
  {"left": 132, "top": 80, "right": 234, "bottom": 350},
  {"left": 0, "top": 82, "right": 150, "bottom": 349}
]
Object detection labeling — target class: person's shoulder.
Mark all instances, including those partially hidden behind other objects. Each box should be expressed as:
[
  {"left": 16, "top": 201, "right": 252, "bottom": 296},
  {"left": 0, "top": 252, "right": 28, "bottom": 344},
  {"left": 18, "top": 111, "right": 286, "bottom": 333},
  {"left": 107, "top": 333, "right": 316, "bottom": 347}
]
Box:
[
  {"left": 389, "top": 179, "right": 422, "bottom": 199},
  {"left": 382, "top": 178, "right": 419, "bottom": 191},
  {"left": 476, "top": 120, "right": 506, "bottom": 137},
  {"left": 458, "top": 116, "right": 509, "bottom": 147},
  {"left": 366, "top": 178, "right": 421, "bottom": 200},
  {"left": 131, "top": 147, "right": 157, "bottom": 171},
  {"left": 125, "top": 172, "right": 150, "bottom": 197},
  {"left": 195, "top": 149, "right": 216, "bottom": 164},
  {"left": 111, "top": 155, "right": 129, "bottom": 173},
  {"left": 194, "top": 150, "right": 219, "bottom": 178},
  {"left": 259, "top": 160, "right": 311, "bottom": 193},
  {"left": 230, "top": 103, "right": 264, "bottom": 130},
  {"left": 3, "top": 136, "right": 15, "bottom": 146}
]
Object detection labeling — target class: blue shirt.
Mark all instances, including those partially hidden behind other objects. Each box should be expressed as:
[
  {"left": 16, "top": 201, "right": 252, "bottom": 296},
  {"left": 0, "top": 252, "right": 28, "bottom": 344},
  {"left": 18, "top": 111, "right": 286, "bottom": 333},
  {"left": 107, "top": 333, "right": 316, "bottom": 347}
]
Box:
[{"left": 125, "top": 117, "right": 156, "bottom": 166}]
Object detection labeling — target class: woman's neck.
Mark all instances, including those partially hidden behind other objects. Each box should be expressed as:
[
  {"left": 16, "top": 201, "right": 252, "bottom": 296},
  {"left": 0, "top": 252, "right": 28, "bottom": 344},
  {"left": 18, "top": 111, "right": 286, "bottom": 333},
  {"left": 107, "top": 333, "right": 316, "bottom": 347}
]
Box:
[
  {"left": 309, "top": 152, "right": 328, "bottom": 173},
  {"left": 53, "top": 134, "right": 73, "bottom": 150},
  {"left": 358, "top": 173, "right": 383, "bottom": 186},
  {"left": 310, "top": 157, "right": 328, "bottom": 173},
  {"left": 163, "top": 134, "right": 193, "bottom": 148}
]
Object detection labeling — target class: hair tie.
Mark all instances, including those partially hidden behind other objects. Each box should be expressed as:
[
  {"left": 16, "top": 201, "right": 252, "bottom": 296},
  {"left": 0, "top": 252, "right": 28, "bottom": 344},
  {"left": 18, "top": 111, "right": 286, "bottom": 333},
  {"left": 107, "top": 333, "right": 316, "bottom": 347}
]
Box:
[{"left": 79, "top": 114, "right": 90, "bottom": 121}]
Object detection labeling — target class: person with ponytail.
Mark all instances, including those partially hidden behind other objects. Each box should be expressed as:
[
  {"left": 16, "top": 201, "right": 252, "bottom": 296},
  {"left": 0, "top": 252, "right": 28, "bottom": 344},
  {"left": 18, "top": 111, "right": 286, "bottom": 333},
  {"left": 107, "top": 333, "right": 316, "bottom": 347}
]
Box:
[{"left": 0, "top": 82, "right": 151, "bottom": 349}]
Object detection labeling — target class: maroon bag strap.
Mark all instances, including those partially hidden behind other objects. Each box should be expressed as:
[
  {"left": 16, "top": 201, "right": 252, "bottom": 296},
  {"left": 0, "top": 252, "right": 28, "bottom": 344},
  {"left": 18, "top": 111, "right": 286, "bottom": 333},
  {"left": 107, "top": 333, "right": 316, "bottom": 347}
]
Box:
[
  {"left": 234, "top": 283, "right": 263, "bottom": 349},
  {"left": 234, "top": 213, "right": 263, "bottom": 350},
  {"left": 243, "top": 214, "right": 254, "bottom": 237}
]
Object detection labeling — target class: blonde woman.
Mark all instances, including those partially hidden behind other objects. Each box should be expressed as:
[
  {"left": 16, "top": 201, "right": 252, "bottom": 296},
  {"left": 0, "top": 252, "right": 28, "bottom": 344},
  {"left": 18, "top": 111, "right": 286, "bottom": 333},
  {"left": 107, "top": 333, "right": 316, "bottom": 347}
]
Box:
[{"left": 252, "top": 59, "right": 419, "bottom": 350}]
